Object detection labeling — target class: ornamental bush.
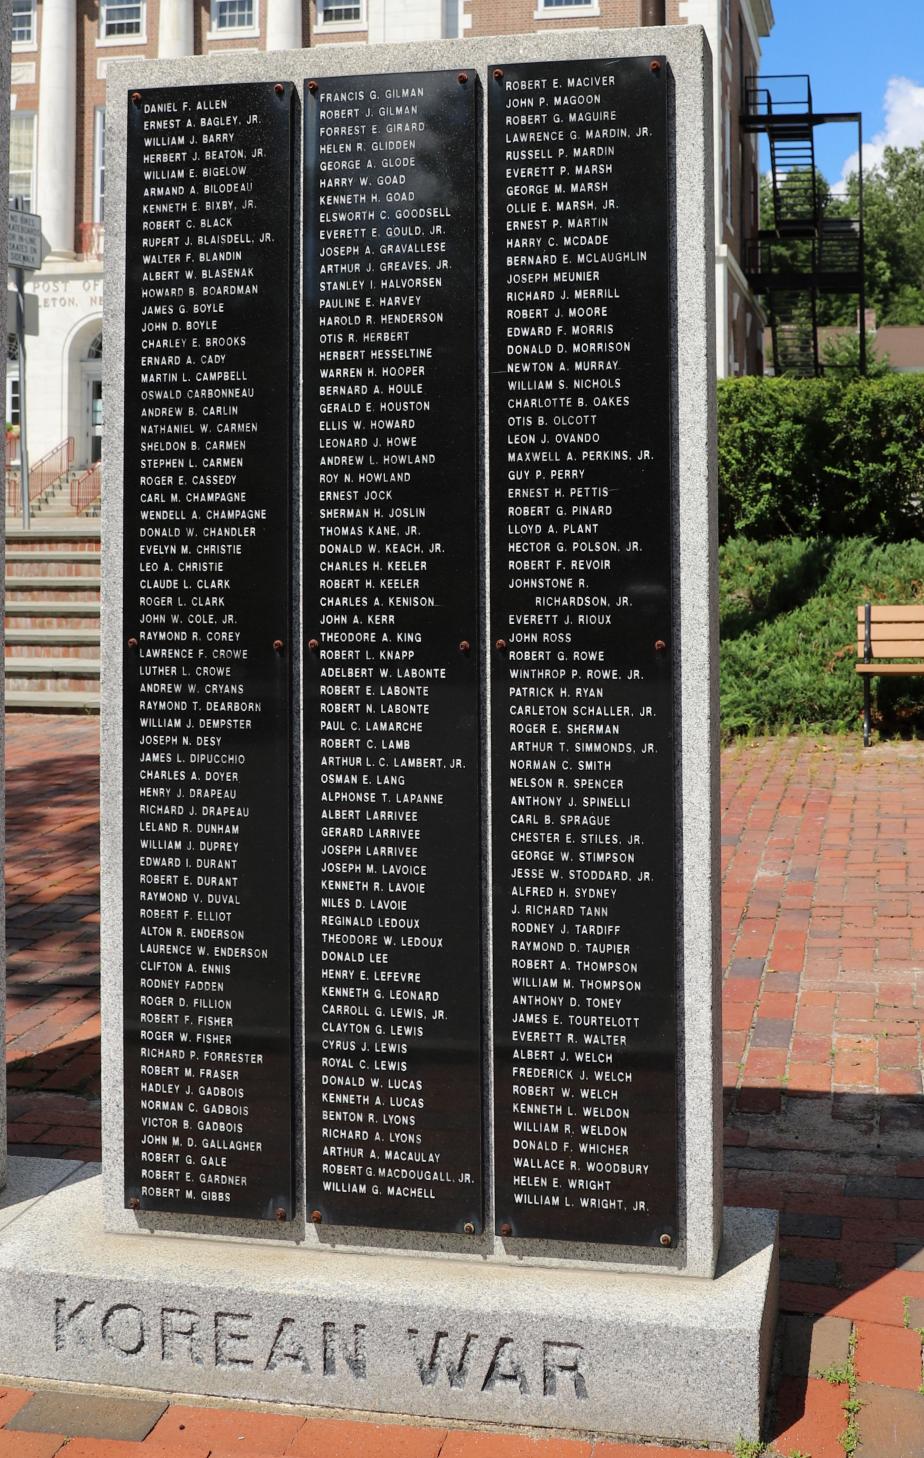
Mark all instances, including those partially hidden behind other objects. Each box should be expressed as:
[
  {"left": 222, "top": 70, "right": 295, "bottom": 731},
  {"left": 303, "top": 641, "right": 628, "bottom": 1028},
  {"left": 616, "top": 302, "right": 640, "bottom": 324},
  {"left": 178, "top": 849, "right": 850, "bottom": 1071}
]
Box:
[{"left": 717, "top": 376, "right": 924, "bottom": 543}]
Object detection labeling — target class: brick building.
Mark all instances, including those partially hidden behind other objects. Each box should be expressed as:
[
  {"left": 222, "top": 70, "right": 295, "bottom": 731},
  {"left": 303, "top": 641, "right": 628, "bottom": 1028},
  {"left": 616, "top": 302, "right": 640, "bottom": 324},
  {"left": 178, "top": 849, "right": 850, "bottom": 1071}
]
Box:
[{"left": 7, "top": 0, "right": 772, "bottom": 466}]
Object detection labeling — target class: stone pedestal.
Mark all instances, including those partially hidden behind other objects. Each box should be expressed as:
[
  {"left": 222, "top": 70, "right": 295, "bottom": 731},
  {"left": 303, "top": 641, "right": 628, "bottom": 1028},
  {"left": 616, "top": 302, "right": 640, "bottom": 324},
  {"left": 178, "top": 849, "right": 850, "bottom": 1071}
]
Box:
[{"left": 0, "top": 1160, "right": 777, "bottom": 1446}]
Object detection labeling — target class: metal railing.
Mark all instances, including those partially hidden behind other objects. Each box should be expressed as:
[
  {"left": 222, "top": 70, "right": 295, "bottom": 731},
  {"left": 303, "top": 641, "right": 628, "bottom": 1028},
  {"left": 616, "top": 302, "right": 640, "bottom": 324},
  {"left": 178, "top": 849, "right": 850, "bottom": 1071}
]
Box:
[
  {"left": 744, "top": 74, "right": 813, "bottom": 121},
  {"left": 70, "top": 462, "right": 102, "bottom": 516},
  {"left": 6, "top": 436, "right": 75, "bottom": 511}
]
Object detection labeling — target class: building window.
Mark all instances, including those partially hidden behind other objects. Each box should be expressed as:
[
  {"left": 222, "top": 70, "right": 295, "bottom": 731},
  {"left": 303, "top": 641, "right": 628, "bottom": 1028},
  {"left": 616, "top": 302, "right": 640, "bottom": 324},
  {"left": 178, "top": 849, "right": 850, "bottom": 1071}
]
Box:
[
  {"left": 100, "top": 1, "right": 144, "bottom": 38},
  {"left": 94, "top": 109, "right": 106, "bottom": 224},
  {"left": 12, "top": 0, "right": 36, "bottom": 46},
  {"left": 317, "top": 0, "right": 365, "bottom": 25},
  {"left": 7, "top": 365, "right": 21, "bottom": 432},
  {"left": 723, "top": 109, "right": 733, "bottom": 229},
  {"left": 9, "top": 113, "right": 35, "bottom": 211},
  {"left": 212, "top": 0, "right": 255, "bottom": 29}
]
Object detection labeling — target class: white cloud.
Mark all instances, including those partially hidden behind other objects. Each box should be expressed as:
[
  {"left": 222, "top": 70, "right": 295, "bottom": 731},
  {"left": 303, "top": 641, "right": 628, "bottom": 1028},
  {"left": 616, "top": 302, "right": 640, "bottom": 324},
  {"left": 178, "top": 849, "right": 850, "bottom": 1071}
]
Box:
[{"left": 839, "top": 75, "right": 924, "bottom": 187}]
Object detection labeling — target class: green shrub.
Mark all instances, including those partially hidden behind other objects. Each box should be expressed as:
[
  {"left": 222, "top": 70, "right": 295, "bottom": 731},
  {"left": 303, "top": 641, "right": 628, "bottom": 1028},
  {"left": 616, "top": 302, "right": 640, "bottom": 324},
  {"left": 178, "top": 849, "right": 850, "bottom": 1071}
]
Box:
[
  {"left": 718, "top": 376, "right": 924, "bottom": 543},
  {"left": 719, "top": 536, "right": 924, "bottom": 736}
]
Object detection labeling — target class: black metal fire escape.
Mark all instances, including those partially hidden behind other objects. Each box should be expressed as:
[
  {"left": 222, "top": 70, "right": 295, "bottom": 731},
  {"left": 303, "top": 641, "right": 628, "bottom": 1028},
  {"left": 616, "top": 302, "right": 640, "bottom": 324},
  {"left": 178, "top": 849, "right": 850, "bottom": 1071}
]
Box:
[{"left": 742, "top": 74, "right": 866, "bottom": 377}]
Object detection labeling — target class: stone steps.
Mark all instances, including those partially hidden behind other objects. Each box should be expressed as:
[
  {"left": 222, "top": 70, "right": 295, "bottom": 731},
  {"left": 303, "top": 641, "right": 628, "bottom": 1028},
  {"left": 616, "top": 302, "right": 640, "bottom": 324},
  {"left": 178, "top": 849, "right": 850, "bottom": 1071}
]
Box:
[
  {"left": 5, "top": 688, "right": 101, "bottom": 712},
  {"left": 5, "top": 657, "right": 101, "bottom": 696},
  {"left": 7, "top": 549, "right": 101, "bottom": 564},
  {"left": 7, "top": 580, "right": 102, "bottom": 602},
  {"left": 5, "top": 526, "right": 102, "bottom": 712},
  {"left": 6, "top": 628, "right": 100, "bottom": 655},
  {"left": 5, "top": 606, "right": 100, "bottom": 629}
]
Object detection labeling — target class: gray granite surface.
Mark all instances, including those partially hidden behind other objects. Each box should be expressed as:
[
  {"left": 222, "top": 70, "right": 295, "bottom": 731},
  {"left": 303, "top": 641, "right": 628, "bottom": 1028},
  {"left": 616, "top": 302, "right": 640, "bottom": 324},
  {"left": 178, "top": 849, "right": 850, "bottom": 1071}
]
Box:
[{"left": 0, "top": 1165, "right": 777, "bottom": 1445}]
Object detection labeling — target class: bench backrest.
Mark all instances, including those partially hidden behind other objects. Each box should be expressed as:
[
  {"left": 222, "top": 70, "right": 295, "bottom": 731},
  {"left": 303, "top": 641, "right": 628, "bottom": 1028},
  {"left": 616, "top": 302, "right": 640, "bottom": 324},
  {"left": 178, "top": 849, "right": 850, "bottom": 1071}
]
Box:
[{"left": 857, "top": 604, "right": 924, "bottom": 659}]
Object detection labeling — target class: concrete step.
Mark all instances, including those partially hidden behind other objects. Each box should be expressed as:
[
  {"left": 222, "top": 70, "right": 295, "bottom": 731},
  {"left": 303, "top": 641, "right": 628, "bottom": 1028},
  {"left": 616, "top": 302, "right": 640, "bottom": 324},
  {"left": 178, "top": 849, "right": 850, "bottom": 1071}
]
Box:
[
  {"left": 6, "top": 550, "right": 101, "bottom": 563},
  {"left": 6, "top": 524, "right": 100, "bottom": 542},
  {"left": 6, "top": 577, "right": 102, "bottom": 595},
  {"left": 5, "top": 657, "right": 102, "bottom": 694},
  {"left": 6, "top": 628, "right": 100, "bottom": 654},
  {"left": 5, "top": 600, "right": 100, "bottom": 617},
  {"left": 6, "top": 688, "right": 100, "bottom": 713},
  {"left": 4, "top": 657, "right": 101, "bottom": 679}
]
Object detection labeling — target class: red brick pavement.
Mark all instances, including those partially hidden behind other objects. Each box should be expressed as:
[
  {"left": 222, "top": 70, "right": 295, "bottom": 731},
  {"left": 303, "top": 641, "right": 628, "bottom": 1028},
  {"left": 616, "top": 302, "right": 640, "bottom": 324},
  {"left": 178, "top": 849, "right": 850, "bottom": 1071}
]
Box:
[
  {"left": 5, "top": 716, "right": 101, "bottom": 1160},
  {"left": 4, "top": 723, "right": 924, "bottom": 1454}
]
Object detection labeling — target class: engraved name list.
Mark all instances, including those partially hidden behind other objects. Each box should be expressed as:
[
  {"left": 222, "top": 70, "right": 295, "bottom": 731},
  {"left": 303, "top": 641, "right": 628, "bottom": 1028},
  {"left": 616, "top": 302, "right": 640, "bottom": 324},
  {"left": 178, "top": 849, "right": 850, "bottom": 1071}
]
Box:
[{"left": 122, "top": 82, "right": 296, "bottom": 1221}]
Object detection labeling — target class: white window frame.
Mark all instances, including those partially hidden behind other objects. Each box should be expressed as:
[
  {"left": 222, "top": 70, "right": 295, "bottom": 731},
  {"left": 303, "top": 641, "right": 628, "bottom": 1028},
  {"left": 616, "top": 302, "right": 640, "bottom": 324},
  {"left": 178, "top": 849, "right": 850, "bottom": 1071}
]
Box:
[
  {"left": 11, "top": 0, "right": 36, "bottom": 50},
  {"left": 9, "top": 112, "right": 36, "bottom": 213},
  {"left": 93, "top": 108, "right": 107, "bottom": 226},
  {"left": 315, "top": 0, "right": 368, "bottom": 32},
  {"left": 207, "top": 0, "right": 260, "bottom": 39},
  {"left": 7, "top": 371, "right": 22, "bottom": 438},
  {"left": 534, "top": 0, "right": 600, "bottom": 18},
  {"left": 97, "top": 0, "right": 146, "bottom": 46},
  {"left": 724, "top": 108, "right": 734, "bottom": 231}
]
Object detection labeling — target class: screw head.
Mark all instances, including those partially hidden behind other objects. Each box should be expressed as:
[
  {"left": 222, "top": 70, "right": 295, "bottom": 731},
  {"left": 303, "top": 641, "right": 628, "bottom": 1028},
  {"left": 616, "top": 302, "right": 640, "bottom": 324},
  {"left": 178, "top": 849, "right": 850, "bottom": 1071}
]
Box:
[
  {"left": 129, "top": 1197, "right": 140, "bottom": 1211},
  {"left": 310, "top": 1209, "right": 322, "bottom": 1223},
  {"left": 131, "top": 91, "right": 142, "bottom": 106},
  {"left": 459, "top": 639, "right": 471, "bottom": 654},
  {"left": 654, "top": 639, "right": 667, "bottom": 652},
  {"left": 493, "top": 68, "right": 504, "bottom": 81},
  {"left": 274, "top": 83, "right": 285, "bottom": 96},
  {"left": 463, "top": 1221, "right": 476, "bottom": 1234},
  {"left": 275, "top": 1206, "right": 287, "bottom": 1222},
  {"left": 458, "top": 71, "right": 468, "bottom": 84},
  {"left": 495, "top": 638, "right": 508, "bottom": 653},
  {"left": 273, "top": 639, "right": 285, "bottom": 653},
  {"left": 500, "top": 1222, "right": 512, "bottom": 1237},
  {"left": 308, "top": 637, "right": 320, "bottom": 653},
  {"left": 650, "top": 59, "right": 662, "bottom": 73},
  {"left": 308, "top": 79, "right": 318, "bottom": 93},
  {"left": 659, "top": 1232, "right": 672, "bottom": 1247},
  {"left": 127, "top": 636, "right": 138, "bottom": 649}
]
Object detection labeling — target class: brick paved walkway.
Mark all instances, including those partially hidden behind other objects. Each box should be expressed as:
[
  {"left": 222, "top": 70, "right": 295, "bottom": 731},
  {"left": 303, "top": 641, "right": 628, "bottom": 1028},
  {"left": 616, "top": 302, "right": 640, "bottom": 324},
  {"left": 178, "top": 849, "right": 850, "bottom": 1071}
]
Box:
[
  {"left": 4, "top": 720, "right": 924, "bottom": 1455},
  {"left": 5, "top": 716, "right": 101, "bottom": 1161}
]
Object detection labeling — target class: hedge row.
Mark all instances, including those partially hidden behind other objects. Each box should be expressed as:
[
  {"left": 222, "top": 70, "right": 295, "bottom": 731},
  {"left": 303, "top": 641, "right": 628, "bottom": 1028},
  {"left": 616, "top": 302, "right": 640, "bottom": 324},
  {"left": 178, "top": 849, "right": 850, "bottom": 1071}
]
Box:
[{"left": 717, "top": 376, "right": 924, "bottom": 543}]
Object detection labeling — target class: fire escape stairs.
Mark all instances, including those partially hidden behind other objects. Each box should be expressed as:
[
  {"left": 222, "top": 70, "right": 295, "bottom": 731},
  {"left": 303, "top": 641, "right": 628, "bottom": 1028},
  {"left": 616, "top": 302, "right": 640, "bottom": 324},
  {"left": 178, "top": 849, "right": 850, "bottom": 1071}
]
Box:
[{"left": 741, "top": 75, "right": 865, "bottom": 378}]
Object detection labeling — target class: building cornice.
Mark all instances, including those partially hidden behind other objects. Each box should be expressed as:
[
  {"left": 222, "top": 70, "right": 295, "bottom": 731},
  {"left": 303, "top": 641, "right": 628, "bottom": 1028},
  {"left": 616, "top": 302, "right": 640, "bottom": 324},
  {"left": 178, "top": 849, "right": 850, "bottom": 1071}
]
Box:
[{"left": 743, "top": 0, "right": 774, "bottom": 38}]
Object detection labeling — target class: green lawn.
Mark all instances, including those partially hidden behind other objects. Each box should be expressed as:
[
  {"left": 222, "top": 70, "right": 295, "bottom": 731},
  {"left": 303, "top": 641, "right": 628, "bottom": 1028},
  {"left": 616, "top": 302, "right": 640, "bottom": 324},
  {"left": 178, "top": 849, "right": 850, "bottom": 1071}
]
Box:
[{"left": 719, "top": 537, "right": 924, "bottom": 737}]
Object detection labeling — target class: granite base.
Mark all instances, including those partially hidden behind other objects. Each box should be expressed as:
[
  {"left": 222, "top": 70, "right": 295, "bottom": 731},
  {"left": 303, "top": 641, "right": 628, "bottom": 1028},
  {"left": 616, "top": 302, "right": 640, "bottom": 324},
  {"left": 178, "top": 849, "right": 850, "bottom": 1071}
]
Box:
[{"left": 0, "top": 1161, "right": 777, "bottom": 1446}]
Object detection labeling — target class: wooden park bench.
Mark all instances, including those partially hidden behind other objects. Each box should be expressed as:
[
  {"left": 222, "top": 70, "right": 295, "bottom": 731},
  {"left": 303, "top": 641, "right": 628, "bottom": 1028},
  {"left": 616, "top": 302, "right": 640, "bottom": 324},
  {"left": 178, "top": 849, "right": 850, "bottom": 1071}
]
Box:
[{"left": 856, "top": 603, "right": 924, "bottom": 746}]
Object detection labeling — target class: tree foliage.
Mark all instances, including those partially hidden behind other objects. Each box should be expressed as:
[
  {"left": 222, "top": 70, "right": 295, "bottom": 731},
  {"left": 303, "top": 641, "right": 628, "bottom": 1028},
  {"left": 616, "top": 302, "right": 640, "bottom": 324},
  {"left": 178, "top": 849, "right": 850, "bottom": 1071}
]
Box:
[
  {"left": 844, "top": 144, "right": 924, "bottom": 323},
  {"left": 759, "top": 145, "right": 924, "bottom": 326},
  {"left": 820, "top": 331, "right": 892, "bottom": 377},
  {"left": 717, "top": 375, "right": 924, "bottom": 542}
]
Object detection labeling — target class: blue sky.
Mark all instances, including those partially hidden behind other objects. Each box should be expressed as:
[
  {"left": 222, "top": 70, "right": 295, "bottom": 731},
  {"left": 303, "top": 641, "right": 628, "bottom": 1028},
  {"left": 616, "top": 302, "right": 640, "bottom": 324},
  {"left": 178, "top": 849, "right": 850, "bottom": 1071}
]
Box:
[{"left": 758, "top": 0, "right": 924, "bottom": 190}]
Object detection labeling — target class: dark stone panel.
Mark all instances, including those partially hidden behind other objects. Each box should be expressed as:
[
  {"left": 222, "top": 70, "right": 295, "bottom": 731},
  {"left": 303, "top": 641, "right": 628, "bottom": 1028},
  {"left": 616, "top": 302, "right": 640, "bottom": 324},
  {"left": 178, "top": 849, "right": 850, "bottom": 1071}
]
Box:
[
  {"left": 488, "top": 57, "right": 679, "bottom": 1245},
  {"left": 303, "top": 72, "right": 483, "bottom": 1233},
  {"left": 122, "top": 83, "right": 296, "bottom": 1220}
]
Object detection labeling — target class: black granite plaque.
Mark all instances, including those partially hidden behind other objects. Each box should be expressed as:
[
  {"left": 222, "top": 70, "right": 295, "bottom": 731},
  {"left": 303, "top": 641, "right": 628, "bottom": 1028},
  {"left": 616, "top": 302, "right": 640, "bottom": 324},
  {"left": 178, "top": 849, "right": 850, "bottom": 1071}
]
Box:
[
  {"left": 122, "top": 83, "right": 296, "bottom": 1221},
  {"left": 488, "top": 58, "right": 678, "bottom": 1244},
  {"left": 304, "top": 72, "right": 483, "bottom": 1232}
]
